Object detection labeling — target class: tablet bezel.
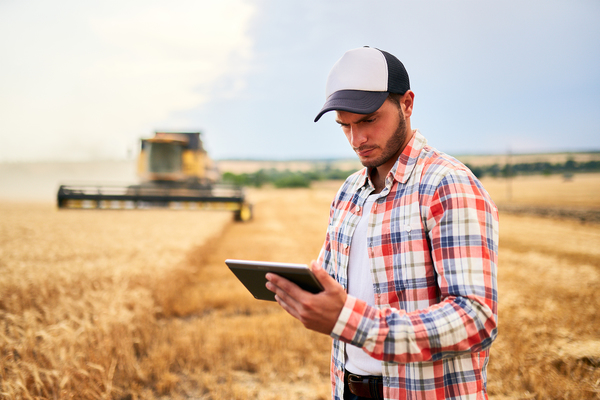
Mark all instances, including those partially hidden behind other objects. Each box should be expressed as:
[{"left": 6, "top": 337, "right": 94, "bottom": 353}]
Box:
[{"left": 225, "top": 259, "right": 324, "bottom": 301}]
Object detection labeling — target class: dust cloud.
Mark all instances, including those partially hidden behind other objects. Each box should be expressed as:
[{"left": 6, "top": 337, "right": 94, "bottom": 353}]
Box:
[{"left": 0, "top": 161, "right": 138, "bottom": 202}]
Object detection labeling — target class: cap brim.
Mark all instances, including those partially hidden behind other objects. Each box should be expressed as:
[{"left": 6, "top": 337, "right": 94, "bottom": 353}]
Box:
[{"left": 314, "top": 90, "right": 388, "bottom": 122}]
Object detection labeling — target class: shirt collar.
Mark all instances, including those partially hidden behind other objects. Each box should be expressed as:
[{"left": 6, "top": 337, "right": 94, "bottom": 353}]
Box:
[{"left": 391, "top": 129, "right": 426, "bottom": 184}]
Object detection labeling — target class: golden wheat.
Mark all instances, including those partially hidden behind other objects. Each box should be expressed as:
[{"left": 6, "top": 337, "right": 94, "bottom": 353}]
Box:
[
  {"left": 480, "top": 172, "right": 600, "bottom": 209},
  {"left": 488, "top": 213, "right": 600, "bottom": 398},
  {"left": 1, "top": 174, "right": 599, "bottom": 399},
  {"left": 0, "top": 202, "right": 233, "bottom": 399}
]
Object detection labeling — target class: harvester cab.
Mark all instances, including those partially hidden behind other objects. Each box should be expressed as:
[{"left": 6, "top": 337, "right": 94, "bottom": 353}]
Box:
[
  {"left": 138, "top": 132, "right": 218, "bottom": 186},
  {"left": 57, "top": 132, "right": 253, "bottom": 222}
]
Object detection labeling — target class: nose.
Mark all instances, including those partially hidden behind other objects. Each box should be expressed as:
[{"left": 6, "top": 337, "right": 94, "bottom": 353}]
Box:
[{"left": 348, "top": 124, "right": 367, "bottom": 148}]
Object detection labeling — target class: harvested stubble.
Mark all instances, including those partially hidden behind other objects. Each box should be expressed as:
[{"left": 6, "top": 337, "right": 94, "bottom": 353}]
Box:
[{"left": 487, "top": 214, "right": 600, "bottom": 399}]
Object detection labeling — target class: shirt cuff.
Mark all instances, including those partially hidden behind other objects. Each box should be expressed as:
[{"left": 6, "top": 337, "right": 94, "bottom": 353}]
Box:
[{"left": 330, "top": 295, "right": 367, "bottom": 342}]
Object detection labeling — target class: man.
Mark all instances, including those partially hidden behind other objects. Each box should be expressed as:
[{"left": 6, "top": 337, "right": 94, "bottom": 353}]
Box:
[{"left": 266, "top": 47, "right": 499, "bottom": 400}]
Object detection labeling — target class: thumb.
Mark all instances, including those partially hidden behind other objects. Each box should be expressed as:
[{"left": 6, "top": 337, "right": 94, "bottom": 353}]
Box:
[{"left": 311, "top": 261, "right": 338, "bottom": 290}]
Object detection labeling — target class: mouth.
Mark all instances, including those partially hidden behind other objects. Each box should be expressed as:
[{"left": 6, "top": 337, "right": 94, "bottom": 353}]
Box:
[{"left": 355, "top": 146, "right": 377, "bottom": 157}]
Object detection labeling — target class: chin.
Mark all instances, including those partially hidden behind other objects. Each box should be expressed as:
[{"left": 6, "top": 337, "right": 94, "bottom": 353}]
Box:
[
  {"left": 360, "top": 160, "right": 380, "bottom": 168},
  {"left": 358, "top": 154, "right": 382, "bottom": 168}
]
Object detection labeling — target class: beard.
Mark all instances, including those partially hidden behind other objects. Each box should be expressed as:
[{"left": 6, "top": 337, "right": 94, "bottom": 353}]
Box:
[{"left": 356, "top": 110, "right": 408, "bottom": 169}]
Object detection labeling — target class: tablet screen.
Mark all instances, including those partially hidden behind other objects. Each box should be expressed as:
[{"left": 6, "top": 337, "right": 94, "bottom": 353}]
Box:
[{"left": 225, "top": 259, "right": 324, "bottom": 301}]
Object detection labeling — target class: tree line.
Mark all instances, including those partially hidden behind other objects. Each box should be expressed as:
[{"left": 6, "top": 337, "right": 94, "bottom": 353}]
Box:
[
  {"left": 222, "top": 167, "right": 357, "bottom": 188},
  {"left": 466, "top": 158, "right": 600, "bottom": 179},
  {"left": 222, "top": 157, "right": 600, "bottom": 188}
]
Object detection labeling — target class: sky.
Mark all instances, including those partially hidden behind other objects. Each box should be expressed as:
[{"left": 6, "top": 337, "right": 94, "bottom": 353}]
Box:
[{"left": 1, "top": 0, "right": 599, "bottom": 162}]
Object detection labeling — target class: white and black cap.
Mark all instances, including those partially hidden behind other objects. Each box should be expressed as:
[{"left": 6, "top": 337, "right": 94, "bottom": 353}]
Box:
[{"left": 314, "top": 46, "right": 410, "bottom": 122}]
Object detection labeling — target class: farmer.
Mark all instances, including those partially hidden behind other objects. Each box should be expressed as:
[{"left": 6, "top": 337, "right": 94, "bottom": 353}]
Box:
[{"left": 266, "top": 46, "right": 499, "bottom": 400}]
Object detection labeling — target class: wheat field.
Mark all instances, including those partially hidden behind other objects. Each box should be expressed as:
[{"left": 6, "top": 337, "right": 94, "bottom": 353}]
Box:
[{"left": 1, "top": 174, "right": 600, "bottom": 399}]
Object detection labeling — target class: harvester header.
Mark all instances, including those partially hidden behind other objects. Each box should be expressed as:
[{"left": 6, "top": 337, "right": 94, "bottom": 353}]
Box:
[{"left": 57, "top": 131, "right": 252, "bottom": 221}]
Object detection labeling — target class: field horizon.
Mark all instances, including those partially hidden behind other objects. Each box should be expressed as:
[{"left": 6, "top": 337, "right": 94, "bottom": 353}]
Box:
[{"left": 2, "top": 150, "right": 600, "bottom": 202}]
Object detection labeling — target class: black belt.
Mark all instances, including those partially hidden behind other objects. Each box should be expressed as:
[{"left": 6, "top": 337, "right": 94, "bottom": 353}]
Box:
[{"left": 344, "top": 370, "right": 384, "bottom": 399}]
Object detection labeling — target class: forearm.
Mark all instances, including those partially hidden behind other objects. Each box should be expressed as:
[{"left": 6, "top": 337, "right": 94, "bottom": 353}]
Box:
[{"left": 331, "top": 292, "right": 497, "bottom": 364}]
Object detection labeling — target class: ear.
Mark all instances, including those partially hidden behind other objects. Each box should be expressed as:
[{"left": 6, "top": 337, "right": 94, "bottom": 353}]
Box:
[{"left": 401, "top": 91, "right": 415, "bottom": 118}]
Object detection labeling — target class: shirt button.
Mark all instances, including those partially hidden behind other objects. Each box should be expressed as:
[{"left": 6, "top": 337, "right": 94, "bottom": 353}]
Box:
[
  {"left": 356, "top": 206, "right": 361, "bottom": 213},
  {"left": 405, "top": 225, "right": 412, "bottom": 232},
  {"left": 343, "top": 243, "right": 348, "bottom": 249}
]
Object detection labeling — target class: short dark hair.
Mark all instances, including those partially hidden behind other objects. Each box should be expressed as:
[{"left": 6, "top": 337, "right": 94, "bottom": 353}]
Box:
[{"left": 386, "top": 92, "right": 404, "bottom": 108}]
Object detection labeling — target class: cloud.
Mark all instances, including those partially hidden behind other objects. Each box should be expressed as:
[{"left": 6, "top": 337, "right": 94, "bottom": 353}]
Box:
[
  {"left": 1, "top": 0, "right": 598, "bottom": 162},
  {"left": 0, "top": 0, "right": 256, "bottom": 161}
]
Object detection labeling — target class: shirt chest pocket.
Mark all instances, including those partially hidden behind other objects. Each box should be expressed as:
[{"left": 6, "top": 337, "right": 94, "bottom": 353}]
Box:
[
  {"left": 327, "top": 208, "right": 356, "bottom": 262},
  {"left": 390, "top": 211, "right": 431, "bottom": 294}
]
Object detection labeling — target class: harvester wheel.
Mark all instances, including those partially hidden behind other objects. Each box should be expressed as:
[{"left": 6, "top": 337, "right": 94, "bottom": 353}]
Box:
[{"left": 234, "top": 203, "right": 253, "bottom": 222}]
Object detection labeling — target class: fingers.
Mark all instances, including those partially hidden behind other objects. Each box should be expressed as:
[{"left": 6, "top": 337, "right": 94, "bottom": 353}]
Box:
[
  {"left": 266, "top": 269, "right": 347, "bottom": 335},
  {"left": 274, "top": 294, "right": 302, "bottom": 322},
  {"left": 265, "top": 273, "right": 304, "bottom": 314},
  {"left": 266, "top": 273, "right": 313, "bottom": 329}
]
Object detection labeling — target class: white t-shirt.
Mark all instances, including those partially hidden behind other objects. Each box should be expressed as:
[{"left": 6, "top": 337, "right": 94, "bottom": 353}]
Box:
[{"left": 345, "top": 194, "right": 382, "bottom": 376}]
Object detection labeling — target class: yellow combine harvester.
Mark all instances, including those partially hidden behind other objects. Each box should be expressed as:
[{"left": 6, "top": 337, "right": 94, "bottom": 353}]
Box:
[{"left": 57, "top": 132, "right": 253, "bottom": 221}]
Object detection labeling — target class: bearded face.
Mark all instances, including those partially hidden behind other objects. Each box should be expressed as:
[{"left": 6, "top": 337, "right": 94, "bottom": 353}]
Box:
[{"left": 356, "top": 108, "right": 407, "bottom": 169}]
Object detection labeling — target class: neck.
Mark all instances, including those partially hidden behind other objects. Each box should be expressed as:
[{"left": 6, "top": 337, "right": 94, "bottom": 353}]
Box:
[{"left": 369, "top": 168, "right": 386, "bottom": 193}]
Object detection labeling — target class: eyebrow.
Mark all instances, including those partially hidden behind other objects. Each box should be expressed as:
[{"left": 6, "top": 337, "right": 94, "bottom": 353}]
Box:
[{"left": 335, "top": 112, "right": 378, "bottom": 125}]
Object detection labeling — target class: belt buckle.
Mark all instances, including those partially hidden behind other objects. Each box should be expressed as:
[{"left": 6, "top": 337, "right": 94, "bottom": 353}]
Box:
[
  {"left": 348, "top": 373, "right": 365, "bottom": 383},
  {"left": 346, "top": 372, "right": 383, "bottom": 399},
  {"left": 347, "top": 373, "right": 374, "bottom": 398}
]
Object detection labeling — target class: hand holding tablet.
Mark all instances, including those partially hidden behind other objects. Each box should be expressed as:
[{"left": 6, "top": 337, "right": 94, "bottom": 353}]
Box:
[{"left": 225, "top": 259, "right": 324, "bottom": 301}]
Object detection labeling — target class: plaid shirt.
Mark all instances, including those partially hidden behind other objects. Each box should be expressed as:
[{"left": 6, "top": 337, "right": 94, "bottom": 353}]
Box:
[{"left": 317, "top": 131, "right": 499, "bottom": 400}]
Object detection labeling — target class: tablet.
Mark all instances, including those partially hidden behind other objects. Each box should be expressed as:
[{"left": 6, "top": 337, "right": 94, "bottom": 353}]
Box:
[{"left": 225, "top": 259, "right": 324, "bottom": 301}]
